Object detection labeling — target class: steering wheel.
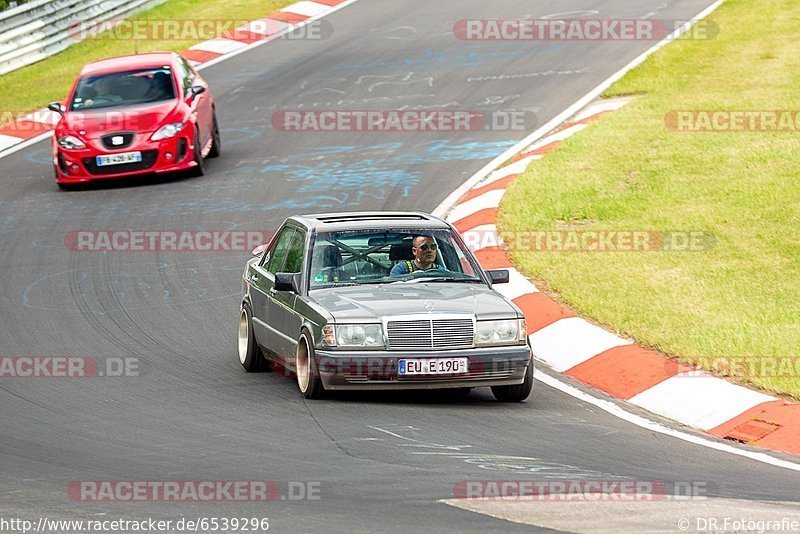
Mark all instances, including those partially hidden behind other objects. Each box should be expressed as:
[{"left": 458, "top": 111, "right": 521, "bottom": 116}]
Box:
[{"left": 87, "top": 97, "right": 113, "bottom": 106}]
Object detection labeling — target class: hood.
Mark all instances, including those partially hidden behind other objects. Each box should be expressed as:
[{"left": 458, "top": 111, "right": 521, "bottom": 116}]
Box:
[
  {"left": 310, "top": 283, "right": 518, "bottom": 322},
  {"left": 62, "top": 100, "right": 180, "bottom": 138}
]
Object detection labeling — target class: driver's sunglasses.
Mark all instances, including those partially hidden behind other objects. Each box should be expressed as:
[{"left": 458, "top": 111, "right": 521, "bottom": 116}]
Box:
[{"left": 417, "top": 243, "right": 438, "bottom": 252}]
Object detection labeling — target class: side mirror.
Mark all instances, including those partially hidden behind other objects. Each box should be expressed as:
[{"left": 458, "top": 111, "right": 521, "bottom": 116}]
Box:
[
  {"left": 251, "top": 244, "right": 269, "bottom": 257},
  {"left": 48, "top": 102, "right": 64, "bottom": 115},
  {"left": 487, "top": 269, "right": 509, "bottom": 284},
  {"left": 189, "top": 85, "right": 206, "bottom": 98},
  {"left": 274, "top": 272, "right": 300, "bottom": 293}
]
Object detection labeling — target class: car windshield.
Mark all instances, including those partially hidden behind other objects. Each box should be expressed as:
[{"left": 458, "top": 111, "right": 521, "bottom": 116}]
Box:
[
  {"left": 309, "top": 229, "right": 483, "bottom": 290},
  {"left": 70, "top": 68, "right": 176, "bottom": 111}
]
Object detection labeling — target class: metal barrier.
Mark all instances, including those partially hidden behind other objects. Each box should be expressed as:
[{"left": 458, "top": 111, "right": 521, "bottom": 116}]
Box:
[{"left": 0, "top": 0, "right": 167, "bottom": 75}]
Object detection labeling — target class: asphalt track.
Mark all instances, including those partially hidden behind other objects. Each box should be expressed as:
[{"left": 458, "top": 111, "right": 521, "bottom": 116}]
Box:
[{"left": 2, "top": 1, "right": 800, "bottom": 532}]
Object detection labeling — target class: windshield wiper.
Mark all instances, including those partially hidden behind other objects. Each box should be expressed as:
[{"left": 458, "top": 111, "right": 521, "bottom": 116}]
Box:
[
  {"left": 388, "top": 276, "right": 482, "bottom": 284},
  {"left": 420, "top": 277, "right": 482, "bottom": 283}
]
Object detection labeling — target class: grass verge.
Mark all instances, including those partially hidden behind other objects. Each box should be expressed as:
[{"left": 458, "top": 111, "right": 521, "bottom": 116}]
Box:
[
  {"left": 498, "top": 0, "right": 800, "bottom": 398},
  {"left": 0, "top": 0, "right": 294, "bottom": 115}
]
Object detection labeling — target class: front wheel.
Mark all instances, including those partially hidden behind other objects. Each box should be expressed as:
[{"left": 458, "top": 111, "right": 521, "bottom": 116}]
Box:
[
  {"left": 296, "top": 330, "right": 324, "bottom": 399},
  {"left": 188, "top": 126, "right": 205, "bottom": 177},
  {"left": 238, "top": 305, "right": 270, "bottom": 372},
  {"left": 491, "top": 359, "right": 533, "bottom": 402},
  {"left": 208, "top": 111, "right": 221, "bottom": 158}
]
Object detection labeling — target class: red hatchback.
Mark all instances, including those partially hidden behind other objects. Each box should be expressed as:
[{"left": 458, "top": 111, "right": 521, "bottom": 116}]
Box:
[{"left": 49, "top": 52, "right": 220, "bottom": 189}]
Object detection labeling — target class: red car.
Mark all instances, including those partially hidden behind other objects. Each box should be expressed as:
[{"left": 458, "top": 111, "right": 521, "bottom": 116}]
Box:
[{"left": 49, "top": 52, "right": 220, "bottom": 189}]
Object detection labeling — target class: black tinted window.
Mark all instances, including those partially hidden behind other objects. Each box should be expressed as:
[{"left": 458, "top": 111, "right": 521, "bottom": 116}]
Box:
[{"left": 70, "top": 68, "right": 176, "bottom": 111}]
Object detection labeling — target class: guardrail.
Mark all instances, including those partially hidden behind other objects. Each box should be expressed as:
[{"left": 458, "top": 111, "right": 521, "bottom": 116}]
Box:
[{"left": 0, "top": 0, "right": 167, "bottom": 76}]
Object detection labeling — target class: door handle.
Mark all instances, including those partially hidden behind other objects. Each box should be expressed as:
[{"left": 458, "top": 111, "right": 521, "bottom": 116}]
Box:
[
  {"left": 250, "top": 274, "right": 259, "bottom": 283},
  {"left": 269, "top": 287, "right": 277, "bottom": 294}
]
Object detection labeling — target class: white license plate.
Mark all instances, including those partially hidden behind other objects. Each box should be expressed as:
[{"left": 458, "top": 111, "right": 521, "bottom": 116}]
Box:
[
  {"left": 398, "top": 358, "right": 468, "bottom": 376},
  {"left": 96, "top": 151, "right": 142, "bottom": 166}
]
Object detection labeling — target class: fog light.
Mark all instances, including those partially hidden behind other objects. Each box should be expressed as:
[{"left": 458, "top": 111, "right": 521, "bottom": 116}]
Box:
[
  {"left": 71, "top": 164, "right": 79, "bottom": 171},
  {"left": 165, "top": 152, "right": 173, "bottom": 160}
]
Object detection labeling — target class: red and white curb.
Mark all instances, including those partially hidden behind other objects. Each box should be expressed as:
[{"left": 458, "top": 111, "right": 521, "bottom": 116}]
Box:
[
  {"left": 444, "top": 97, "right": 800, "bottom": 456},
  {"left": 0, "top": 0, "right": 353, "bottom": 156}
]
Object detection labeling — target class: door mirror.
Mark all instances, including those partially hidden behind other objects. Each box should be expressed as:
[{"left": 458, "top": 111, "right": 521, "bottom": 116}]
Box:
[
  {"left": 487, "top": 269, "right": 509, "bottom": 284},
  {"left": 274, "top": 272, "right": 300, "bottom": 293},
  {"left": 189, "top": 85, "right": 206, "bottom": 98},
  {"left": 48, "top": 102, "right": 65, "bottom": 115},
  {"left": 251, "top": 243, "right": 269, "bottom": 256}
]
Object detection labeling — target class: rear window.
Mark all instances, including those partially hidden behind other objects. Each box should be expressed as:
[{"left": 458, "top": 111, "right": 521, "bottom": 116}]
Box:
[{"left": 70, "top": 68, "right": 177, "bottom": 111}]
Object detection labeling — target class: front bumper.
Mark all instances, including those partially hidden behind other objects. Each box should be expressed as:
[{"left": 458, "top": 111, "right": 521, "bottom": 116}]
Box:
[
  {"left": 315, "top": 345, "right": 532, "bottom": 390},
  {"left": 52, "top": 131, "right": 197, "bottom": 184}
]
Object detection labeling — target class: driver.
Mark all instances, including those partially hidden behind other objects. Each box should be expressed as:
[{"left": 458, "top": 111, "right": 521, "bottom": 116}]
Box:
[
  {"left": 84, "top": 77, "right": 123, "bottom": 107},
  {"left": 390, "top": 235, "right": 446, "bottom": 276}
]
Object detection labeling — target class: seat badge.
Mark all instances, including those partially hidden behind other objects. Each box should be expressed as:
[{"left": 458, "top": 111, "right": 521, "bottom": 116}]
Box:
[{"left": 111, "top": 136, "right": 124, "bottom": 146}]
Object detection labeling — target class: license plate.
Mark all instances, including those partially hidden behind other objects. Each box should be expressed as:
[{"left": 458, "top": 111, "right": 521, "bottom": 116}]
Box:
[
  {"left": 96, "top": 151, "right": 142, "bottom": 166},
  {"left": 398, "top": 358, "right": 468, "bottom": 376}
]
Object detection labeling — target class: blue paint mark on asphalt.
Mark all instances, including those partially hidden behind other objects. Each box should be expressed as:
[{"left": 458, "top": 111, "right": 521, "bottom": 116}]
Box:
[{"left": 250, "top": 138, "right": 517, "bottom": 210}]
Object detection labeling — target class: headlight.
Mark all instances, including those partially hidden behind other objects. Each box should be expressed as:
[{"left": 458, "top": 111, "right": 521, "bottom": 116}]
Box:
[
  {"left": 475, "top": 319, "right": 524, "bottom": 346},
  {"left": 324, "top": 324, "right": 384, "bottom": 348},
  {"left": 150, "top": 122, "right": 183, "bottom": 141},
  {"left": 57, "top": 135, "right": 85, "bottom": 149}
]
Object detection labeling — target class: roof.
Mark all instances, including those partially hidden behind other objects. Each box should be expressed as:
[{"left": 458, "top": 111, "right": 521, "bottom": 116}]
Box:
[
  {"left": 79, "top": 52, "right": 178, "bottom": 76},
  {"left": 293, "top": 211, "right": 452, "bottom": 232}
]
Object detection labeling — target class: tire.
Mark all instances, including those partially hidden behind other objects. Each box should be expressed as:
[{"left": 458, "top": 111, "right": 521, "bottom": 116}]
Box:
[
  {"left": 238, "top": 305, "right": 270, "bottom": 372},
  {"left": 491, "top": 358, "right": 533, "bottom": 402},
  {"left": 207, "top": 110, "right": 221, "bottom": 158},
  {"left": 296, "top": 330, "right": 324, "bottom": 399},
  {"left": 188, "top": 126, "right": 205, "bottom": 177}
]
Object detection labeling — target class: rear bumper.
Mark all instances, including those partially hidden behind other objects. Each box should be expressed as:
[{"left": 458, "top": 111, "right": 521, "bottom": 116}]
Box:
[{"left": 315, "top": 345, "right": 532, "bottom": 390}]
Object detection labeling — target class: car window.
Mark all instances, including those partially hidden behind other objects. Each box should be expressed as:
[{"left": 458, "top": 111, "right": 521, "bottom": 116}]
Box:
[
  {"left": 309, "top": 229, "right": 483, "bottom": 289},
  {"left": 173, "top": 58, "right": 193, "bottom": 94},
  {"left": 70, "top": 68, "right": 177, "bottom": 111},
  {"left": 264, "top": 228, "right": 296, "bottom": 274},
  {"left": 283, "top": 230, "right": 307, "bottom": 274}
]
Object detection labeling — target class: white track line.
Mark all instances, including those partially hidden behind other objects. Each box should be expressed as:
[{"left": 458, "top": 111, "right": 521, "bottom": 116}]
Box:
[{"left": 535, "top": 369, "right": 800, "bottom": 472}]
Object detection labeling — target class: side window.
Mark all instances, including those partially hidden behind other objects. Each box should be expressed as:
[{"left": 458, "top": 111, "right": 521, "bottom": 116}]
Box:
[
  {"left": 283, "top": 231, "right": 307, "bottom": 274},
  {"left": 264, "top": 228, "right": 296, "bottom": 274},
  {"left": 449, "top": 232, "right": 476, "bottom": 276},
  {"left": 174, "top": 58, "right": 194, "bottom": 93}
]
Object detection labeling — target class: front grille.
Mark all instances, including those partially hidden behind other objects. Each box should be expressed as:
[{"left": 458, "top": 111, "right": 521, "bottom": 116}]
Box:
[
  {"left": 101, "top": 132, "right": 135, "bottom": 149},
  {"left": 387, "top": 318, "right": 474, "bottom": 350},
  {"left": 83, "top": 150, "right": 158, "bottom": 175}
]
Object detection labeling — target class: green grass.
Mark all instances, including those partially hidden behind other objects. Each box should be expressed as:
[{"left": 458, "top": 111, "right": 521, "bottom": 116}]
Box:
[
  {"left": 0, "top": 0, "right": 294, "bottom": 115},
  {"left": 498, "top": 0, "right": 800, "bottom": 398}
]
